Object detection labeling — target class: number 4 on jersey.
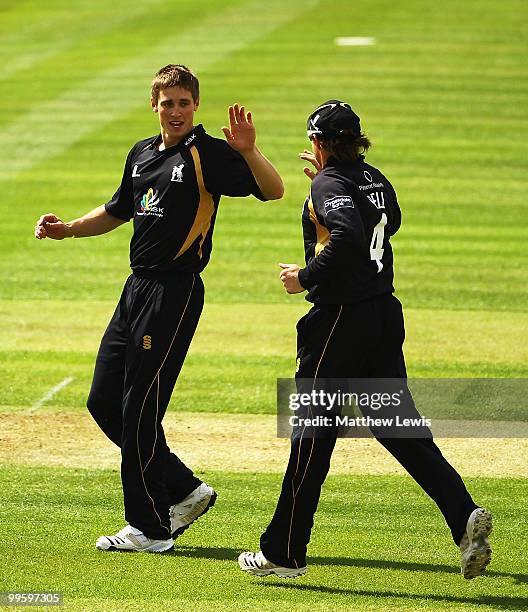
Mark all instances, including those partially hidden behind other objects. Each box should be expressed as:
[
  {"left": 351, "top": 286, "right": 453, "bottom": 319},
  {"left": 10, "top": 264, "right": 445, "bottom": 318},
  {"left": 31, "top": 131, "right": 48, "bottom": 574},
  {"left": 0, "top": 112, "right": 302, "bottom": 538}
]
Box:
[{"left": 370, "top": 213, "right": 387, "bottom": 273}]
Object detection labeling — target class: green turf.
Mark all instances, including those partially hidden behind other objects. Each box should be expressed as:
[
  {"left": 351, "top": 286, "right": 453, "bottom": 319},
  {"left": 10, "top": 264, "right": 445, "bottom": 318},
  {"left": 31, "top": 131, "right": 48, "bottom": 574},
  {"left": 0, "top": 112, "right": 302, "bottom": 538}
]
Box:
[
  {"left": 0, "top": 466, "right": 526, "bottom": 611},
  {"left": 1, "top": 0, "right": 526, "bottom": 309},
  {"left": 1, "top": 302, "right": 527, "bottom": 413},
  {"left": 1, "top": 0, "right": 527, "bottom": 609}
]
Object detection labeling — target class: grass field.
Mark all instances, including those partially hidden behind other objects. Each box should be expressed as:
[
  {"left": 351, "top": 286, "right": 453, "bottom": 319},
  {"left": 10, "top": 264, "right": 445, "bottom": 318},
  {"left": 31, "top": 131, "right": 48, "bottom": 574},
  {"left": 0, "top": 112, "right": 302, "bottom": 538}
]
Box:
[
  {"left": 1, "top": 0, "right": 527, "bottom": 610},
  {"left": 1, "top": 468, "right": 527, "bottom": 611}
]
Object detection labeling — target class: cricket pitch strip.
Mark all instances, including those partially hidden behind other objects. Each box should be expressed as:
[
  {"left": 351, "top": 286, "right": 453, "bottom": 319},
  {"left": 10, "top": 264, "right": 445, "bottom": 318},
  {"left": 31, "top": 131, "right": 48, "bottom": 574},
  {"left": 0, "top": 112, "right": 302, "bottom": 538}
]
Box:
[{"left": 1, "top": 410, "right": 527, "bottom": 477}]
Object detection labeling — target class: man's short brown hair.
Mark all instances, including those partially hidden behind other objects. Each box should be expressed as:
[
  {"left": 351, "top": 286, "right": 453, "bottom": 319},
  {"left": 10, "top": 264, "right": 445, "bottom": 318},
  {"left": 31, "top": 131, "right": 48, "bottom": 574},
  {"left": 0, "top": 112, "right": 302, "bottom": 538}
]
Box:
[{"left": 151, "top": 64, "right": 199, "bottom": 103}]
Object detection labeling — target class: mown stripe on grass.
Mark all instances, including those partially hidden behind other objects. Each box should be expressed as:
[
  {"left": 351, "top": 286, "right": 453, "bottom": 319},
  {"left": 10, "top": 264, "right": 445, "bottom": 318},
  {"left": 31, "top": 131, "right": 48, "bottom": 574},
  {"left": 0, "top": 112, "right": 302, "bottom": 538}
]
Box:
[
  {"left": 2, "top": 301, "right": 527, "bottom": 364},
  {"left": 0, "top": 0, "right": 318, "bottom": 182},
  {"left": 1, "top": 301, "right": 527, "bottom": 410},
  {"left": 1, "top": 348, "right": 527, "bottom": 412},
  {"left": 0, "top": 0, "right": 168, "bottom": 81}
]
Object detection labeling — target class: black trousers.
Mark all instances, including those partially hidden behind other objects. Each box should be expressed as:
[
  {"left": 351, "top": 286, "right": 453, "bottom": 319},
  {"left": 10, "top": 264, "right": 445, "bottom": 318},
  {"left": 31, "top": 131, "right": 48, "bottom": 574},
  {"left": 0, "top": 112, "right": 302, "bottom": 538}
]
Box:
[
  {"left": 87, "top": 272, "right": 203, "bottom": 540},
  {"left": 260, "top": 293, "right": 478, "bottom": 568}
]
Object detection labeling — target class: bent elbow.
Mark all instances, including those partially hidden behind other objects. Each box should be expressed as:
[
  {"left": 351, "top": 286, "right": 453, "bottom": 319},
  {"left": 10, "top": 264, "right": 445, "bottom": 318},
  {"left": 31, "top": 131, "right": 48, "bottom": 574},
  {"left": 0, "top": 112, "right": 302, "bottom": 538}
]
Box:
[{"left": 265, "top": 183, "right": 285, "bottom": 200}]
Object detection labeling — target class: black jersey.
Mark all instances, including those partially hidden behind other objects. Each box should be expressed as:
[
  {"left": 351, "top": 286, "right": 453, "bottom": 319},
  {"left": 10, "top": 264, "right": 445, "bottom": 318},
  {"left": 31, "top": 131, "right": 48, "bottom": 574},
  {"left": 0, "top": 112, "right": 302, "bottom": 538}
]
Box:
[
  {"left": 297, "top": 155, "right": 401, "bottom": 304},
  {"left": 105, "top": 124, "right": 265, "bottom": 275}
]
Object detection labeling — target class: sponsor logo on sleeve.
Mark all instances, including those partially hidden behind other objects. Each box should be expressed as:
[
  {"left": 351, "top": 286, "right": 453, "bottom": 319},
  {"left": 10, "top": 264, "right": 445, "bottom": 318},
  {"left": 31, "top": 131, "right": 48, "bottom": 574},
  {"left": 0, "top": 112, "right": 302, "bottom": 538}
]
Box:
[{"left": 323, "top": 195, "right": 354, "bottom": 214}]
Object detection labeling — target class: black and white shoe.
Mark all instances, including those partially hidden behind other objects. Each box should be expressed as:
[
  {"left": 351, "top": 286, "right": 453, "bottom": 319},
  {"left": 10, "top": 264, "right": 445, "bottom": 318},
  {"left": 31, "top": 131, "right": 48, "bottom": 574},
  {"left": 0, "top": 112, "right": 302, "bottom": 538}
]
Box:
[
  {"left": 238, "top": 551, "right": 307, "bottom": 578},
  {"left": 460, "top": 507, "right": 493, "bottom": 579},
  {"left": 169, "top": 483, "right": 217, "bottom": 539},
  {"left": 96, "top": 525, "right": 173, "bottom": 553}
]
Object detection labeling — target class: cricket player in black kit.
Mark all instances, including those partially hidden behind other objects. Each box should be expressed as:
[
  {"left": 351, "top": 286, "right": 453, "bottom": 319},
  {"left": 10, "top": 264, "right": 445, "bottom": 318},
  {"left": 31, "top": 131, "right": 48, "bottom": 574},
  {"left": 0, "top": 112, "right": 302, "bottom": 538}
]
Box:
[
  {"left": 239, "top": 101, "right": 493, "bottom": 579},
  {"left": 34, "top": 65, "right": 284, "bottom": 553}
]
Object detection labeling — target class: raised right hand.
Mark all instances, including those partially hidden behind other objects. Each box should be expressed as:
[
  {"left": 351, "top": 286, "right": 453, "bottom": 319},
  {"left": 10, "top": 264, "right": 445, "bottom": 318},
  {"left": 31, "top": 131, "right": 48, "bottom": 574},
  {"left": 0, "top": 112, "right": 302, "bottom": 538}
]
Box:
[
  {"left": 34, "top": 214, "right": 71, "bottom": 240},
  {"left": 299, "top": 149, "right": 322, "bottom": 180}
]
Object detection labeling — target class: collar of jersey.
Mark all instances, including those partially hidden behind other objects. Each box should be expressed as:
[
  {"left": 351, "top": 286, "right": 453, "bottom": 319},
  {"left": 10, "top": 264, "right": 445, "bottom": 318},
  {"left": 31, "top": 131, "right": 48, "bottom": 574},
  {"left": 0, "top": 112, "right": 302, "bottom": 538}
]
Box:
[
  {"left": 146, "top": 124, "right": 205, "bottom": 154},
  {"left": 325, "top": 153, "right": 365, "bottom": 168}
]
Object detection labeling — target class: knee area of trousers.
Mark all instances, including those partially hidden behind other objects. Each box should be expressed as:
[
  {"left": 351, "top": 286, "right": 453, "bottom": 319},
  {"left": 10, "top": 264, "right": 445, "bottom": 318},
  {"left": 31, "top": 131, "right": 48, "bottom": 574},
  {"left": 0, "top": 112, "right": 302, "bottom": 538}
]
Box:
[{"left": 86, "top": 392, "right": 106, "bottom": 418}]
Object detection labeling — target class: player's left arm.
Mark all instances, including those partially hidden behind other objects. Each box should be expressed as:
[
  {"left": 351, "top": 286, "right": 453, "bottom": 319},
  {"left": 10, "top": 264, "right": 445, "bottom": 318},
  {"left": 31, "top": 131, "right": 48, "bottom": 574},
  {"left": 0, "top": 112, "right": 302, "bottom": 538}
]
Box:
[
  {"left": 278, "top": 197, "right": 315, "bottom": 295},
  {"left": 297, "top": 175, "right": 365, "bottom": 291},
  {"left": 222, "top": 104, "right": 284, "bottom": 200}
]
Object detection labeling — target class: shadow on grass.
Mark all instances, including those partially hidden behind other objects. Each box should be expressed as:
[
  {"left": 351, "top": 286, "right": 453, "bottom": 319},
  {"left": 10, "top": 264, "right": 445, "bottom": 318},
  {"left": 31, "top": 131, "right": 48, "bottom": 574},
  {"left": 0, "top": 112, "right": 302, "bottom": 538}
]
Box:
[
  {"left": 259, "top": 583, "right": 528, "bottom": 611},
  {"left": 171, "top": 545, "right": 527, "bottom": 586}
]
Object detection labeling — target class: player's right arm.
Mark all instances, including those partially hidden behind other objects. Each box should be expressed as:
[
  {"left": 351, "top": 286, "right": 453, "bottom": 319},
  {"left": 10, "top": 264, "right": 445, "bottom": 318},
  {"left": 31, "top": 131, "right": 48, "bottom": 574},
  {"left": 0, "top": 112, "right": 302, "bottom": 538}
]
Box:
[
  {"left": 34, "top": 206, "right": 126, "bottom": 240},
  {"left": 35, "top": 143, "right": 138, "bottom": 240}
]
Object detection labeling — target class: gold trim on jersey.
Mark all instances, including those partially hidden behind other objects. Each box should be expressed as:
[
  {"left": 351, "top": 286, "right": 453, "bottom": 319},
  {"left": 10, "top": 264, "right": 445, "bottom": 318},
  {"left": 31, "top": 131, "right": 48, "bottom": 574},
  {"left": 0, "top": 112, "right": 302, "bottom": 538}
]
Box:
[
  {"left": 174, "top": 146, "right": 215, "bottom": 260},
  {"left": 307, "top": 196, "right": 330, "bottom": 256}
]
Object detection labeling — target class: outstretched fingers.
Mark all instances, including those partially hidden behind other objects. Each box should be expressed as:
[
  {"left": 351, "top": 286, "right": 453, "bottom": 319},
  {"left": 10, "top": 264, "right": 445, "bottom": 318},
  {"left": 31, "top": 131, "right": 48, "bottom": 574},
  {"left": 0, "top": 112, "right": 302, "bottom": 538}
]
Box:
[
  {"left": 228, "top": 105, "right": 236, "bottom": 131},
  {"left": 228, "top": 103, "right": 253, "bottom": 128},
  {"left": 299, "top": 149, "right": 321, "bottom": 180}
]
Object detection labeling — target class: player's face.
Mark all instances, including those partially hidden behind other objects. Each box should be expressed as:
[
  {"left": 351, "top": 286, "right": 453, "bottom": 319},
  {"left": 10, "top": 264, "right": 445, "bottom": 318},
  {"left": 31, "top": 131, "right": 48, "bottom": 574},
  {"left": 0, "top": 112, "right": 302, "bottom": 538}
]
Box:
[{"left": 152, "top": 86, "right": 199, "bottom": 147}]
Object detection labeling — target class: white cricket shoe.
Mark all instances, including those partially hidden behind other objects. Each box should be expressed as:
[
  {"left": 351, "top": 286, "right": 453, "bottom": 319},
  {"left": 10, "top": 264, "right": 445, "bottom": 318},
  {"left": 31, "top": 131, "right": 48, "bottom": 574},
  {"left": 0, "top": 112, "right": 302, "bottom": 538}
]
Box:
[
  {"left": 96, "top": 525, "right": 173, "bottom": 553},
  {"left": 238, "top": 551, "right": 307, "bottom": 578},
  {"left": 460, "top": 507, "right": 493, "bottom": 579},
  {"left": 169, "top": 483, "right": 217, "bottom": 539}
]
